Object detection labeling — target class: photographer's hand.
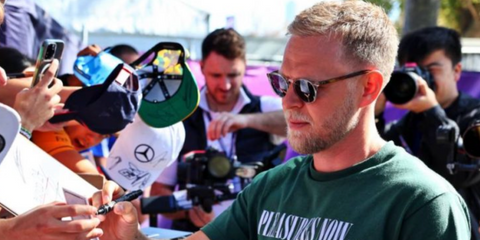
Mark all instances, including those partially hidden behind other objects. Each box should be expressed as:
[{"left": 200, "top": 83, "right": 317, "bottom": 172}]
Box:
[
  {"left": 188, "top": 206, "right": 215, "bottom": 228},
  {"left": 392, "top": 76, "right": 438, "bottom": 113},
  {"left": 208, "top": 112, "right": 248, "bottom": 140}
]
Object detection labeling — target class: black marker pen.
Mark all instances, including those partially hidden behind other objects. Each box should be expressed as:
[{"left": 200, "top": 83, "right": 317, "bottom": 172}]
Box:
[
  {"left": 6, "top": 73, "right": 27, "bottom": 80},
  {"left": 96, "top": 189, "right": 143, "bottom": 215}
]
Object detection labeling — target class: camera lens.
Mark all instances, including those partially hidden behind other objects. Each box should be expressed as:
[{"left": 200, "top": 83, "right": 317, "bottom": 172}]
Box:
[
  {"left": 207, "top": 155, "right": 231, "bottom": 178},
  {"left": 384, "top": 71, "right": 418, "bottom": 104},
  {"left": 45, "top": 44, "right": 56, "bottom": 60},
  {"left": 463, "top": 124, "right": 480, "bottom": 158}
]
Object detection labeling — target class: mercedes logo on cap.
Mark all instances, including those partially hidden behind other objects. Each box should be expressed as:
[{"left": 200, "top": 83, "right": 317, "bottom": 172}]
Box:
[{"left": 134, "top": 144, "right": 155, "bottom": 163}]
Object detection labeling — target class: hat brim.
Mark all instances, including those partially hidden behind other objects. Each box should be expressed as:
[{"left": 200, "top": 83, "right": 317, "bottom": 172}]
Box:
[{"left": 138, "top": 64, "right": 199, "bottom": 128}]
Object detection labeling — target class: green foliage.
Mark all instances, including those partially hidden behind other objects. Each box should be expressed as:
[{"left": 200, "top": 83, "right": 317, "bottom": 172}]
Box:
[{"left": 439, "top": 0, "right": 463, "bottom": 31}]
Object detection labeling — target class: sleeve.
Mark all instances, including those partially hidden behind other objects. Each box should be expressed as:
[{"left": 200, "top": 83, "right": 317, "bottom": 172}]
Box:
[
  {"left": 400, "top": 192, "right": 471, "bottom": 240},
  {"left": 378, "top": 106, "right": 474, "bottom": 188},
  {"left": 202, "top": 175, "right": 259, "bottom": 240},
  {"left": 31, "top": 129, "right": 76, "bottom": 156}
]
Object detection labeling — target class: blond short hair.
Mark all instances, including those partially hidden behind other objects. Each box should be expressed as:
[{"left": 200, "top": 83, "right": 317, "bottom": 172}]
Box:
[{"left": 288, "top": 0, "right": 398, "bottom": 84}]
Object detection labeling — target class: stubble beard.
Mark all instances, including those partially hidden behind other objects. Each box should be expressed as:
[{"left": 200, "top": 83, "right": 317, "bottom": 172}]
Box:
[{"left": 287, "top": 95, "right": 359, "bottom": 155}]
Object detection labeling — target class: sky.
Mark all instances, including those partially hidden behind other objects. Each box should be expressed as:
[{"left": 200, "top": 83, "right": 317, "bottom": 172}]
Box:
[
  {"left": 180, "top": 0, "right": 342, "bottom": 37},
  {"left": 181, "top": 0, "right": 401, "bottom": 37},
  {"left": 33, "top": 0, "right": 400, "bottom": 39}
]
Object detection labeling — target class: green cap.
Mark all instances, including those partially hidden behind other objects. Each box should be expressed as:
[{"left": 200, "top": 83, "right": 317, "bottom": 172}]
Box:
[{"left": 132, "top": 42, "right": 199, "bottom": 128}]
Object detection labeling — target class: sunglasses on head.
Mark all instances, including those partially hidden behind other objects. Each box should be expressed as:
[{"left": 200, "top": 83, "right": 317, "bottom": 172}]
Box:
[{"left": 266, "top": 69, "right": 372, "bottom": 103}]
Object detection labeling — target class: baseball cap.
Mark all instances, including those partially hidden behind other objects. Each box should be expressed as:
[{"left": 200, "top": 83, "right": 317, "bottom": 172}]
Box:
[
  {"left": 49, "top": 63, "right": 141, "bottom": 135},
  {"left": 131, "top": 42, "right": 199, "bottom": 128},
  {"left": 0, "top": 104, "right": 20, "bottom": 162},
  {"left": 73, "top": 51, "right": 124, "bottom": 86},
  {"left": 104, "top": 114, "right": 185, "bottom": 190}
]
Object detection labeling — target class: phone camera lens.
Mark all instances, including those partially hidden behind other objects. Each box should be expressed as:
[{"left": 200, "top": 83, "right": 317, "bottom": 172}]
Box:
[{"left": 45, "top": 44, "right": 56, "bottom": 60}]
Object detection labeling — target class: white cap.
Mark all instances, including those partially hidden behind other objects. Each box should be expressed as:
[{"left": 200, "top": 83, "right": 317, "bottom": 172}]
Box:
[
  {"left": 105, "top": 114, "right": 185, "bottom": 190},
  {"left": 0, "top": 104, "right": 20, "bottom": 163}
]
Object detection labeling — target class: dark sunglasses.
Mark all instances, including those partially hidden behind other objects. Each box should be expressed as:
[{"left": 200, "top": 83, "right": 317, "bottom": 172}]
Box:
[{"left": 267, "top": 69, "right": 372, "bottom": 103}]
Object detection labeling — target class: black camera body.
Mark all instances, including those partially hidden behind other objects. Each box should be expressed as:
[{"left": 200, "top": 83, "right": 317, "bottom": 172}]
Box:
[
  {"left": 384, "top": 63, "right": 435, "bottom": 104},
  {"left": 177, "top": 148, "right": 234, "bottom": 187}
]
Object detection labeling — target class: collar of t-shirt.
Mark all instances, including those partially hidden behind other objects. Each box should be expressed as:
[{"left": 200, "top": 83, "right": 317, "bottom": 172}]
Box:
[
  {"left": 308, "top": 141, "right": 395, "bottom": 182},
  {"left": 199, "top": 87, "right": 251, "bottom": 158}
]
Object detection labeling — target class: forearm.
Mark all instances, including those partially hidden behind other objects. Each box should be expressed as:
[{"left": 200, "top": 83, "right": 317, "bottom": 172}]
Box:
[
  {"left": 59, "top": 86, "right": 80, "bottom": 103},
  {"left": 0, "top": 78, "right": 31, "bottom": 107},
  {"left": 0, "top": 218, "right": 13, "bottom": 238},
  {"left": 244, "top": 111, "right": 287, "bottom": 136},
  {"left": 53, "top": 150, "right": 99, "bottom": 174}
]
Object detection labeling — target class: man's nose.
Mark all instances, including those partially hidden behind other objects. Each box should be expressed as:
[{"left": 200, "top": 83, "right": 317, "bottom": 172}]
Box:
[
  {"left": 283, "top": 84, "right": 303, "bottom": 109},
  {"left": 219, "top": 77, "right": 232, "bottom": 90}
]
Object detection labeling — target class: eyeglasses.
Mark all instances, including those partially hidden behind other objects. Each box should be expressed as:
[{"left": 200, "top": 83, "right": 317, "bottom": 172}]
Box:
[{"left": 266, "top": 69, "right": 372, "bottom": 103}]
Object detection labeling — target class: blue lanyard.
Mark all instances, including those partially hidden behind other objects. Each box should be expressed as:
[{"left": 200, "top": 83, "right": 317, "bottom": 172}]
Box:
[{"left": 205, "top": 111, "right": 236, "bottom": 159}]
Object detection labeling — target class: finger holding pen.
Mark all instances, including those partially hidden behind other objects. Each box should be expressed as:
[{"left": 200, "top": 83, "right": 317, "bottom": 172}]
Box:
[
  {"left": 91, "top": 181, "right": 143, "bottom": 240},
  {"left": 96, "top": 189, "right": 143, "bottom": 215}
]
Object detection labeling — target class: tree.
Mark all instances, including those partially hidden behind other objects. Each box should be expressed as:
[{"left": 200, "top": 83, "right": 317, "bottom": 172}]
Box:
[
  {"left": 439, "top": 0, "right": 480, "bottom": 37},
  {"left": 367, "top": 0, "right": 480, "bottom": 37},
  {"left": 403, "top": 0, "right": 441, "bottom": 35}
]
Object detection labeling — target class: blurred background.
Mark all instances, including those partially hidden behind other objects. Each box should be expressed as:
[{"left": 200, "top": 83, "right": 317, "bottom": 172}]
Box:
[{"left": 2, "top": 0, "right": 479, "bottom": 71}]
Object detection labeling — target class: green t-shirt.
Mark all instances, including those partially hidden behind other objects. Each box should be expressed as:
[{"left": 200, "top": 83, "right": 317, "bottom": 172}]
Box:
[{"left": 202, "top": 142, "right": 471, "bottom": 240}]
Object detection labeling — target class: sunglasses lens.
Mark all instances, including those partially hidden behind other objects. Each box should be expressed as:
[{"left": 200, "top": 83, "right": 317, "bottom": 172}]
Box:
[
  {"left": 268, "top": 73, "right": 288, "bottom": 97},
  {"left": 294, "top": 80, "right": 316, "bottom": 103}
]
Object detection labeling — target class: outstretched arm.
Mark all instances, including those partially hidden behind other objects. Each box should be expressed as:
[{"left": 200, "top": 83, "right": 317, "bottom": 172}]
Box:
[{"left": 207, "top": 110, "right": 286, "bottom": 141}]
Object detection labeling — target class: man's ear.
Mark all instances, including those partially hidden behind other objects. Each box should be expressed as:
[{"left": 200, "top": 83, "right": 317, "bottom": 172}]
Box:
[
  {"left": 359, "top": 70, "right": 384, "bottom": 108},
  {"left": 453, "top": 62, "right": 462, "bottom": 82}
]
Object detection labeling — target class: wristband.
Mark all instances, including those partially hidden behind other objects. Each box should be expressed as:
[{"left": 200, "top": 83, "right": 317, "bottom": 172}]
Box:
[{"left": 19, "top": 126, "right": 32, "bottom": 139}]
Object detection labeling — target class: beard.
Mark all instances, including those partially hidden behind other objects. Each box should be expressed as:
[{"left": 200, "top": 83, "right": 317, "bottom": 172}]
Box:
[{"left": 287, "top": 94, "right": 359, "bottom": 154}]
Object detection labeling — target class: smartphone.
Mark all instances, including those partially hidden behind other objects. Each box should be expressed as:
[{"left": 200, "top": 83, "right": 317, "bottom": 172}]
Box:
[{"left": 31, "top": 39, "right": 65, "bottom": 87}]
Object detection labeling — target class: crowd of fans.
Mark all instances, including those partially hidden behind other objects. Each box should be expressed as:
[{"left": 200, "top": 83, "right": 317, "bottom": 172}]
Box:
[{"left": 0, "top": 1, "right": 479, "bottom": 240}]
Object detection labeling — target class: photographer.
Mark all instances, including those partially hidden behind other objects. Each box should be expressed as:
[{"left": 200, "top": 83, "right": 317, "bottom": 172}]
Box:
[
  {"left": 376, "top": 26, "right": 480, "bottom": 239},
  {"left": 150, "top": 28, "right": 286, "bottom": 232}
]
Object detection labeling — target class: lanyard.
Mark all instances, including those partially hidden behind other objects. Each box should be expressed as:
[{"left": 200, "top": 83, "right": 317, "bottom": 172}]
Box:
[{"left": 205, "top": 111, "right": 236, "bottom": 159}]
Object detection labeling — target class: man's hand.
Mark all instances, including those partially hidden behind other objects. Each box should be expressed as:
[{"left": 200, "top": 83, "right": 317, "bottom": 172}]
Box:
[
  {"left": 188, "top": 206, "right": 215, "bottom": 228},
  {"left": 207, "top": 112, "right": 248, "bottom": 140},
  {"left": 13, "top": 60, "right": 63, "bottom": 132},
  {"left": 391, "top": 76, "right": 438, "bottom": 113},
  {"left": 0, "top": 202, "right": 102, "bottom": 240},
  {"left": 91, "top": 181, "right": 147, "bottom": 240}
]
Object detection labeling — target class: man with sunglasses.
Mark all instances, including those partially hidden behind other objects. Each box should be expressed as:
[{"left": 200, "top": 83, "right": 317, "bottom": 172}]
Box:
[
  {"left": 92, "top": 1, "right": 470, "bottom": 240},
  {"left": 376, "top": 26, "right": 480, "bottom": 239}
]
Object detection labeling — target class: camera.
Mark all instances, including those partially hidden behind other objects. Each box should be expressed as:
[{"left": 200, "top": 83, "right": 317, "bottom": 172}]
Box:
[
  {"left": 460, "top": 121, "right": 480, "bottom": 159},
  {"left": 177, "top": 148, "right": 235, "bottom": 187},
  {"left": 384, "top": 63, "right": 435, "bottom": 104},
  {"left": 438, "top": 121, "right": 480, "bottom": 173},
  {"left": 141, "top": 144, "right": 286, "bottom": 225}
]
